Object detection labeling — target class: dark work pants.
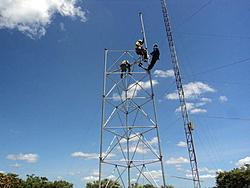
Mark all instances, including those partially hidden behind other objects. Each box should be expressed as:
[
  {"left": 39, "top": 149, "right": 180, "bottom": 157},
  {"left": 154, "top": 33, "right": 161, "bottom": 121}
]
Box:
[
  {"left": 120, "top": 65, "right": 131, "bottom": 78},
  {"left": 136, "top": 49, "right": 148, "bottom": 60},
  {"left": 148, "top": 58, "right": 158, "bottom": 71}
]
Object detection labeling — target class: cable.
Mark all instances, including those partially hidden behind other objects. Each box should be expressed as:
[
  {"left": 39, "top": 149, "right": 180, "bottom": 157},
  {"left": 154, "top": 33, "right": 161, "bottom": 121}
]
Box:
[
  {"left": 184, "top": 57, "right": 250, "bottom": 78},
  {"left": 65, "top": 103, "right": 102, "bottom": 180},
  {"left": 190, "top": 114, "right": 250, "bottom": 121},
  {"left": 178, "top": 32, "right": 250, "bottom": 40},
  {"left": 160, "top": 116, "right": 182, "bottom": 133},
  {"left": 175, "top": 0, "right": 213, "bottom": 29},
  {"left": 192, "top": 114, "right": 227, "bottom": 169},
  {"left": 190, "top": 79, "right": 250, "bottom": 86}
]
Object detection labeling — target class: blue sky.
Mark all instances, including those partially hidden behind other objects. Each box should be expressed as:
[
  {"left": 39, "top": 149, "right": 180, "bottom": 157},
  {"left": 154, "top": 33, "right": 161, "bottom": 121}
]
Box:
[{"left": 0, "top": 0, "right": 249, "bottom": 187}]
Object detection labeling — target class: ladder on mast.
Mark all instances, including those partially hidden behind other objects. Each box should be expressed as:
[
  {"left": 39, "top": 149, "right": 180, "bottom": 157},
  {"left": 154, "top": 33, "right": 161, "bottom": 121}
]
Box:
[{"left": 159, "top": 1, "right": 202, "bottom": 188}]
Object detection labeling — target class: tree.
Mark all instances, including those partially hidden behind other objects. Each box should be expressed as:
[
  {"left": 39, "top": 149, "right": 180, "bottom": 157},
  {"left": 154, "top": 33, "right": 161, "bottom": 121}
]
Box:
[
  {"left": 215, "top": 164, "right": 250, "bottom": 188},
  {"left": 48, "top": 180, "right": 73, "bottom": 188},
  {"left": 86, "top": 179, "right": 120, "bottom": 188},
  {"left": 0, "top": 173, "right": 23, "bottom": 188},
  {"left": 130, "top": 183, "right": 175, "bottom": 188},
  {"left": 0, "top": 173, "right": 73, "bottom": 188}
]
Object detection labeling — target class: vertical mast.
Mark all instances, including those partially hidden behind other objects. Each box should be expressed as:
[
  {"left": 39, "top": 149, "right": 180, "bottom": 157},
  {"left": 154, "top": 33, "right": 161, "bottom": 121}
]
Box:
[
  {"left": 139, "top": 12, "right": 167, "bottom": 188},
  {"left": 159, "top": 0, "right": 201, "bottom": 187}
]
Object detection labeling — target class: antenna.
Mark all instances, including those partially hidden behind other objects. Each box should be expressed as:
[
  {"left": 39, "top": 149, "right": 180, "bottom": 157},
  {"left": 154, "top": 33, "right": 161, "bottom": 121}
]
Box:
[{"left": 159, "top": 0, "right": 202, "bottom": 187}]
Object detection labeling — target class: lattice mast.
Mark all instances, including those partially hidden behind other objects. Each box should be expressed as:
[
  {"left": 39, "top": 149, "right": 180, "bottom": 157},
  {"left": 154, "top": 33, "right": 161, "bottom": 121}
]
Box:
[
  {"left": 159, "top": 0, "right": 201, "bottom": 188},
  {"left": 98, "top": 13, "right": 166, "bottom": 188}
]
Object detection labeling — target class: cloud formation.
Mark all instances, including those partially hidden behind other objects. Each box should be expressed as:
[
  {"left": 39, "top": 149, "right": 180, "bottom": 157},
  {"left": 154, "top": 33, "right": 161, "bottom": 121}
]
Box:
[
  {"left": 154, "top": 69, "right": 174, "bottom": 78},
  {"left": 165, "top": 157, "right": 189, "bottom": 164},
  {"left": 175, "top": 102, "right": 209, "bottom": 114},
  {"left": 0, "top": 0, "right": 87, "bottom": 38},
  {"left": 219, "top": 95, "right": 228, "bottom": 102},
  {"left": 113, "top": 80, "right": 158, "bottom": 99},
  {"left": 198, "top": 167, "right": 223, "bottom": 174},
  {"left": 167, "top": 82, "right": 215, "bottom": 100},
  {"left": 177, "top": 141, "right": 187, "bottom": 147},
  {"left": 167, "top": 82, "right": 215, "bottom": 114},
  {"left": 235, "top": 156, "right": 250, "bottom": 166},
  {"left": 6, "top": 153, "right": 39, "bottom": 163},
  {"left": 81, "top": 176, "right": 98, "bottom": 182},
  {"left": 68, "top": 171, "right": 80, "bottom": 176},
  {"left": 71, "top": 152, "right": 116, "bottom": 160},
  {"left": 141, "top": 170, "right": 163, "bottom": 182},
  {"left": 9, "top": 163, "right": 22, "bottom": 168},
  {"left": 186, "top": 173, "right": 216, "bottom": 179}
]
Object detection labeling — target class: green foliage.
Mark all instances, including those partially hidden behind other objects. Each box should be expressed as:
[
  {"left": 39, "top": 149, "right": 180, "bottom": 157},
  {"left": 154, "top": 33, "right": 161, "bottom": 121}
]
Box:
[
  {"left": 0, "top": 173, "right": 23, "bottom": 188},
  {"left": 215, "top": 164, "right": 250, "bottom": 188},
  {"left": 0, "top": 173, "right": 73, "bottom": 188},
  {"left": 86, "top": 178, "right": 120, "bottom": 188}
]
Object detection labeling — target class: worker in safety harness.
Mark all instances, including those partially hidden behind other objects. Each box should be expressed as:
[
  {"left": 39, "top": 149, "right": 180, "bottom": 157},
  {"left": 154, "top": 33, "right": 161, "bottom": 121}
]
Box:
[
  {"left": 135, "top": 38, "right": 148, "bottom": 61},
  {"left": 145, "top": 43, "right": 160, "bottom": 71},
  {"left": 120, "top": 60, "right": 131, "bottom": 79}
]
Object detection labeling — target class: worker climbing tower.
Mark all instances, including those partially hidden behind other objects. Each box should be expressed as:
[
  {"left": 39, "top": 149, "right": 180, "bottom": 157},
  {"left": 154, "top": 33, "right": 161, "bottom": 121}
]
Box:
[{"left": 98, "top": 13, "right": 166, "bottom": 188}]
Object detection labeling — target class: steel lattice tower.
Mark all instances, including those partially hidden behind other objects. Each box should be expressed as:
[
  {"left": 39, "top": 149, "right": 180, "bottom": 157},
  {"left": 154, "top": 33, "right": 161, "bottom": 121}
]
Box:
[
  {"left": 98, "top": 49, "right": 166, "bottom": 188},
  {"left": 98, "top": 13, "right": 166, "bottom": 188},
  {"left": 160, "top": 0, "right": 201, "bottom": 187}
]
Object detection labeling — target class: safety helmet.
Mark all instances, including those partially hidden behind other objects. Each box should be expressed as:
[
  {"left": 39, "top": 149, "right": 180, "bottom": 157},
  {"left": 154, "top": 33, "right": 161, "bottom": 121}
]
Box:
[
  {"left": 138, "top": 39, "right": 143, "bottom": 43},
  {"left": 153, "top": 43, "right": 158, "bottom": 47}
]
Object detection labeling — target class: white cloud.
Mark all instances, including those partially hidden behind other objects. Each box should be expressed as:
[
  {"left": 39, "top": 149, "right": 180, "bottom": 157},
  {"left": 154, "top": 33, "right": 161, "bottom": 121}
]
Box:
[
  {"left": 68, "top": 171, "right": 80, "bottom": 176},
  {"left": 71, "top": 152, "right": 99, "bottom": 159},
  {"left": 71, "top": 152, "right": 116, "bottom": 160},
  {"left": 81, "top": 176, "right": 98, "bottom": 182},
  {"left": 177, "top": 141, "right": 187, "bottom": 147},
  {"left": 9, "top": 163, "right": 22, "bottom": 168},
  {"left": 107, "top": 175, "right": 116, "bottom": 179},
  {"left": 120, "top": 133, "right": 140, "bottom": 143},
  {"left": 0, "top": 0, "right": 87, "bottom": 38},
  {"left": 120, "top": 135, "right": 158, "bottom": 154},
  {"left": 0, "top": 171, "right": 6, "bottom": 173},
  {"left": 154, "top": 69, "right": 174, "bottom": 78},
  {"left": 6, "top": 153, "right": 39, "bottom": 163},
  {"left": 175, "top": 164, "right": 182, "bottom": 168},
  {"left": 140, "top": 170, "right": 162, "bottom": 182},
  {"left": 201, "top": 98, "right": 212, "bottom": 102},
  {"left": 198, "top": 167, "right": 223, "bottom": 174},
  {"left": 235, "top": 156, "right": 250, "bottom": 166},
  {"left": 190, "top": 108, "right": 207, "bottom": 114},
  {"left": 59, "top": 22, "right": 65, "bottom": 31},
  {"left": 175, "top": 164, "right": 185, "bottom": 171},
  {"left": 166, "top": 82, "right": 215, "bottom": 100},
  {"left": 175, "top": 102, "right": 207, "bottom": 114},
  {"left": 149, "top": 137, "right": 158, "bottom": 145},
  {"left": 186, "top": 173, "right": 215, "bottom": 179},
  {"left": 113, "top": 80, "right": 158, "bottom": 99},
  {"left": 200, "top": 174, "right": 216, "bottom": 179},
  {"left": 57, "top": 176, "right": 64, "bottom": 179},
  {"left": 165, "top": 157, "right": 189, "bottom": 164},
  {"left": 121, "top": 145, "right": 151, "bottom": 154},
  {"left": 219, "top": 96, "right": 228, "bottom": 102},
  {"left": 90, "top": 170, "right": 99, "bottom": 176},
  {"left": 130, "top": 146, "right": 150, "bottom": 154}
]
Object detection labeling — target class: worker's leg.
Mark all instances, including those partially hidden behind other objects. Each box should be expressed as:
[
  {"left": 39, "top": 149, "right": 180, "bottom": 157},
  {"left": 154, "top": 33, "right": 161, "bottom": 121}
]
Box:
[
  {"left": 143, "top": 50, "right": 148, "bottom": 60},
  {"left": 147, "top": 59, "right": 157, "bottom": 71},
  {"left": 120, "top": 65, "right": 126, "bottom": 78}
]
